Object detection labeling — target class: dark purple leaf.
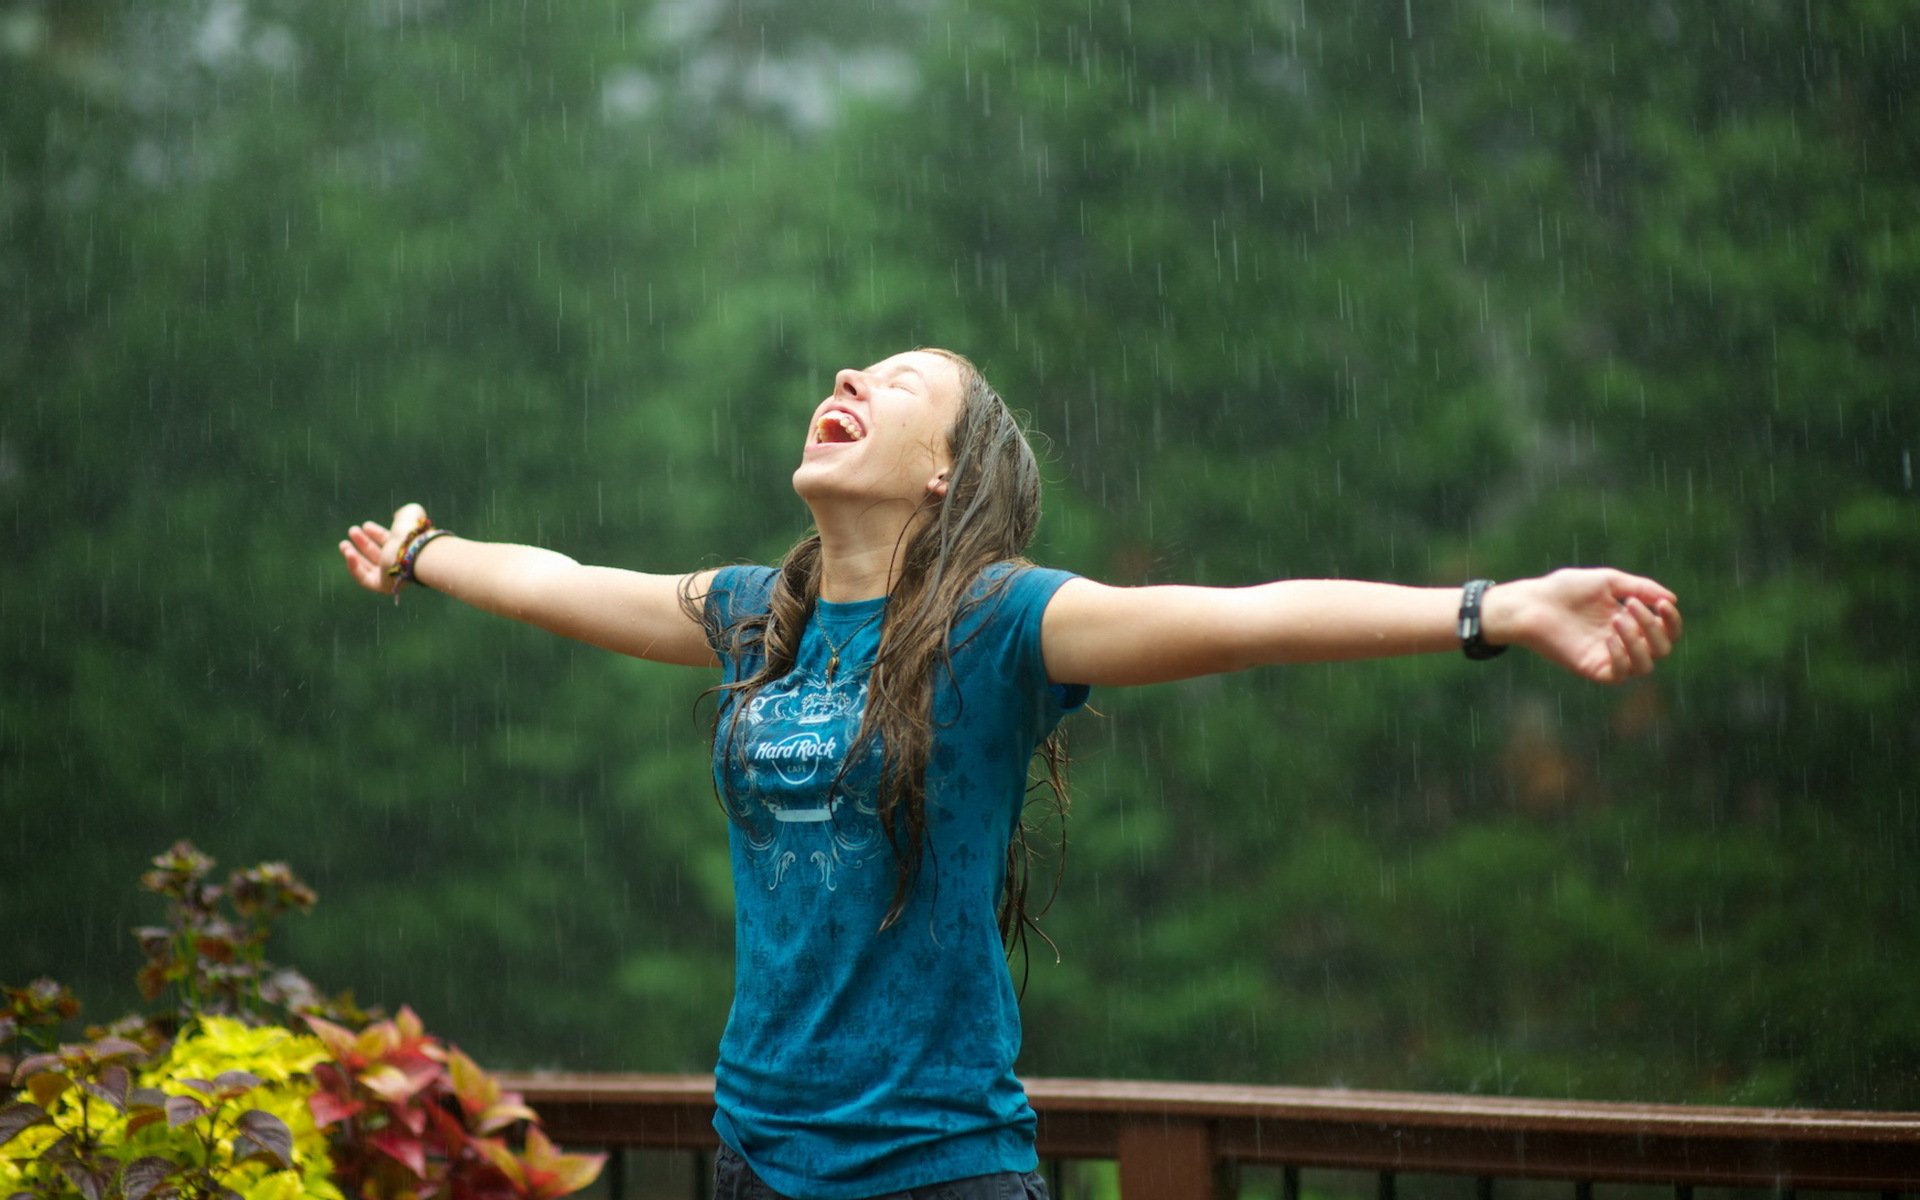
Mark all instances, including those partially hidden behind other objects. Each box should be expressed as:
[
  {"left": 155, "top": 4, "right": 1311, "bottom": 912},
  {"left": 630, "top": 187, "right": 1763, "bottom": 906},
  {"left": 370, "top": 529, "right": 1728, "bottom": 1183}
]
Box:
[
  {"left": 89, "top": 1038, "right": 145, "bottom": 1063},
  {"left": 233, "top": 1110, "right": 293, "bottom": 1169},
  {"left": 127, "top": 1087, "right": 168, "bottom": 1111},
  {"left": 98, "top": 1065, "right": 132, "bottom": 1102},
  {"left": 164, "top": 1095, "right": 208, "bottom": 1128},
  {"left": 10, "top": 1053, "right": 60, "bottom": 1084},
  {"left": 0, "top": 1102, "right": 51, "bottom": 1149},
  {"left": 57, "top": 1158, "right": 111, "bottom": 1200},
  {"left": 210, "top": 1070, "right": 261, "bottom": 1096},
  {"left": 120, "top": 1157, "right": 177, "bottom": 1200},
  {"left": 176, "top": 1078, "right": 214, "bottom": 1096},
  {"left": 82, "top": 1065, "right": 132, "bottom": 1110}
]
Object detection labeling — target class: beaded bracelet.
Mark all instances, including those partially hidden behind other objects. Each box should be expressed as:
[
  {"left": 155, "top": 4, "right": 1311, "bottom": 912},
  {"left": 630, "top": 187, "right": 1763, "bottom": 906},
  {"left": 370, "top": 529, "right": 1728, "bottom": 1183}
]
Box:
[{"left": 385, "top": 522, "right": 451, "bottom": 604}]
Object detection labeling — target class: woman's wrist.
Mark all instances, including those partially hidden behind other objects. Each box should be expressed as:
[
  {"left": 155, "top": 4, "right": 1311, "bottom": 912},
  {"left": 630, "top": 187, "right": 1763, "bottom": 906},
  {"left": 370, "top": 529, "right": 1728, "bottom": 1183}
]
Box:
[
  {"left": 1476, "top": 579, "right": 1533, "bottom": 651},
  {"left": 400, "top": 529, "right": 453, "bottom": 589}
]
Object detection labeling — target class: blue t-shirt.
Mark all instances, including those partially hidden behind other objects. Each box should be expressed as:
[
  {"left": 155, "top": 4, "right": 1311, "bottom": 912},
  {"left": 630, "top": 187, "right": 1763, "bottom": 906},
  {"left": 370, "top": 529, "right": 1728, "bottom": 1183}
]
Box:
[{"left": 703, "top": 563, "right": 1088, "bottom": 1200}]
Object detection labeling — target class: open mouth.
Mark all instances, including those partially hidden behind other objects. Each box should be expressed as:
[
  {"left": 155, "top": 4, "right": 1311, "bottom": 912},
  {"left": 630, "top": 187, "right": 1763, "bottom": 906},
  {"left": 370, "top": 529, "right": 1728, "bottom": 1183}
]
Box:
[{"left": 815, "top": 411, "right": 866, "bottom": 444}]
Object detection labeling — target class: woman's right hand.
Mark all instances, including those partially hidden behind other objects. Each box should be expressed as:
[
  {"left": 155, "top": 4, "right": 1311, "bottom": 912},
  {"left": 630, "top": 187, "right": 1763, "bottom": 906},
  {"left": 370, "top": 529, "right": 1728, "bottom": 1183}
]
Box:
[{"left": 338, "top": 502, "right": 430, "bottom": 596}]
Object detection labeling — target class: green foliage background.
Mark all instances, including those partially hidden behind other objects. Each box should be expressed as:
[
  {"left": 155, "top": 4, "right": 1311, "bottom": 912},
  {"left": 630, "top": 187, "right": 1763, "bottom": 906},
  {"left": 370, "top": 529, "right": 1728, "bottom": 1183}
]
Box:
[{"left": 3, "top": 0, "right": 1915, "bottom": 1109}]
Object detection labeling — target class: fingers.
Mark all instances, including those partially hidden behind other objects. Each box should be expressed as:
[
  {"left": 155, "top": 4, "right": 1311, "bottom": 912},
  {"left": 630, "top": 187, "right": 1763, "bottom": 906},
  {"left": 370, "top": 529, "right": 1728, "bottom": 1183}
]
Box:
[
  {"left": 1605, "top": 627, "right": 1633, "bottom": 682},
  {"left": 1657, "top": 596, "right": 1684, "bottom": 642},
  {"left": 1623, "top": 597, "right": 1674, "bottom": 658},
  {"left": 339, "top": 505, "right": 427, "bottom": 598},
  {"left": 347, "top": 523, "right": 384, "bottom": 558},
  {"left": 342, "top": 523, "right": 399, "bottom": 594},
  {"left": 1611, "top": 609, "right": 1653, "bottom": 676},
  {"left": 1607, "top": 569, "right": 1678, "bottom": 607},
  {"left": 338, "top": 535, "right": 382, "bottom": 592},
  {"left": 1604, "top": 596, "right": 1679, "bottom": 682}
]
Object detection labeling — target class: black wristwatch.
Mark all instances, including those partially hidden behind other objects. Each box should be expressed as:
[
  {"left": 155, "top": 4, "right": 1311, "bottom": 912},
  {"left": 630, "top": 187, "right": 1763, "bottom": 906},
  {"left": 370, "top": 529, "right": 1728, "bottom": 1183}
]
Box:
[{"left": 1458, "top": 579, "right": 1508, "bottom": 660}]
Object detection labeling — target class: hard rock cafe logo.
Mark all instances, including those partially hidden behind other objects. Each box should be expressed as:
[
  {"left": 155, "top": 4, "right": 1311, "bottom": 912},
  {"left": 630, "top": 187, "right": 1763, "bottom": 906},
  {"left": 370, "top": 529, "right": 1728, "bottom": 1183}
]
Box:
[
  {"left": 740, "top": 676, "right": 869, "bottom": 823},
  {"left": 752, "top": 732, "right": 842, "bottom": 803}
]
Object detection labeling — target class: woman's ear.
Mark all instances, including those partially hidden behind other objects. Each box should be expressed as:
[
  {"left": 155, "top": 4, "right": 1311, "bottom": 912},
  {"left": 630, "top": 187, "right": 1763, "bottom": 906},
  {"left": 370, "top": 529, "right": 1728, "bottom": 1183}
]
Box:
[{"left": 927, "top": 471, "right": 949, "bottom": 498}]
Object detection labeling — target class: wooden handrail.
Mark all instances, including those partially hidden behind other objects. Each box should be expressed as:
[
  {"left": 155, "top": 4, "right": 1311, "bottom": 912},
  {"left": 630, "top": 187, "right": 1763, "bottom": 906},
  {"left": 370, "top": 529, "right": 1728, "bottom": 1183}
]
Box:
[{"left": 500, "top": 1072, "right": 1920, "bottom": 1192}]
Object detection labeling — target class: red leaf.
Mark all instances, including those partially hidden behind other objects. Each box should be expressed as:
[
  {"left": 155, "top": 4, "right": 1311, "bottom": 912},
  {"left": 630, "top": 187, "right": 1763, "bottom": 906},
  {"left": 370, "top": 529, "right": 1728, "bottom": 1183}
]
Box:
[
  {"left": 425, "top": 1102, "right": 469, "bottom": 1150},
  {"left": 307, "top": 1091, "right": 363, "bottom": 1129},
  {"left": 469, "top": 1136, "right": 524, "bottom": 1189},
  {"left": 369, "top": 1130, "right": 428, "bottom": 1178},
  {"left": 302, "top": 1015, "right": 360, "bottom": 1063}
]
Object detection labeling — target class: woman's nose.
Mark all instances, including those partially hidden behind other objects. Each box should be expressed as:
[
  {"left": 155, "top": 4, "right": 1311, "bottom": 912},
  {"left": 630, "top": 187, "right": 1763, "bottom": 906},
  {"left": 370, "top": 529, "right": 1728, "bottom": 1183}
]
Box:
[{"left": 835, "top": 369, "right": 868, "bottom": 401}]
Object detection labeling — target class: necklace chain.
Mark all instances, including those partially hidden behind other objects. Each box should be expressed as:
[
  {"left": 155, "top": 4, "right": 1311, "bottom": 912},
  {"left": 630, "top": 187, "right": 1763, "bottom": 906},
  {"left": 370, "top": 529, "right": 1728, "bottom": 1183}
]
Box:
[{"left": 818, "top": 611, "right": 881, "bottom": 681}]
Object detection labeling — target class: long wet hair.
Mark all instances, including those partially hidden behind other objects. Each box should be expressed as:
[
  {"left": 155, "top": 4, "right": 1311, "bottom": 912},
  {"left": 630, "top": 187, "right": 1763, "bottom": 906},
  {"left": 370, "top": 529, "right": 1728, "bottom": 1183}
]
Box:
[{"left": 687, "top": 349, "right": 1070, "bottom": 973}]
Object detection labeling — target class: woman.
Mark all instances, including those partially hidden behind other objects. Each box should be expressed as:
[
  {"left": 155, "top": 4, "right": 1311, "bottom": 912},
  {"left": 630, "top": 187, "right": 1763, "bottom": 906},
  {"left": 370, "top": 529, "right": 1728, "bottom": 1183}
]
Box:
[{"left": 339, "top": 348, "right": 1682, "bottom": 1200}]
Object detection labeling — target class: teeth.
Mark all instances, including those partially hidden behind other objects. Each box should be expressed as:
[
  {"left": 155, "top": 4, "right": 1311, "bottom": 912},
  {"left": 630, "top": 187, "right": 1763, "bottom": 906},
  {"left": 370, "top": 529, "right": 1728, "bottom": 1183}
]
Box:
[{"left": 817, "top": 412, "right": 864, "bottom": 442}]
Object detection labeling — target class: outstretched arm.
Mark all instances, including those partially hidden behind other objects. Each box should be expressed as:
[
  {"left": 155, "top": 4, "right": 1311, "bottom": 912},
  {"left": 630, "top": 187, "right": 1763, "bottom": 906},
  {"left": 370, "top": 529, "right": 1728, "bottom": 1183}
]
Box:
[
  {"left": 339, "top": 504, "right": 718, "bottom": 667},
  {"left": 1041, "top": 569, "right": 1680, "bottom": 688}
]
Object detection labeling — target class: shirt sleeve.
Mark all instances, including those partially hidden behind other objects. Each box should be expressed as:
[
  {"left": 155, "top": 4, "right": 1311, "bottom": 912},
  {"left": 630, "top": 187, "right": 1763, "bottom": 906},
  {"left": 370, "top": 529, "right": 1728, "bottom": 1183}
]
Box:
[
  {"left": 964, "top": 564, "right": 1091, "bottom": 718},
  {"left": 702, "top": 565, "right": 779, "bottom": 663}
]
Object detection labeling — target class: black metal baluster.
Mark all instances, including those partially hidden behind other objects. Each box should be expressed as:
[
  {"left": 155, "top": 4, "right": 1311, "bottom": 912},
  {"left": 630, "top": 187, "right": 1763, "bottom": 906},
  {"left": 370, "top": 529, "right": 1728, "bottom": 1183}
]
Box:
[{"left": 604, "top": 1147, "right": 625, "bottom": 1200}]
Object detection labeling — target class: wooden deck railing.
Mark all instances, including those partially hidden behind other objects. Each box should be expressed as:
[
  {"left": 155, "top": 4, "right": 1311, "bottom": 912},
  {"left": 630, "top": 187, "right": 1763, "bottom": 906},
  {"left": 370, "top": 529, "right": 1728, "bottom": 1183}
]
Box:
[{"left": 502, "top": 1072, "right": 1920, "bottom": 1197}]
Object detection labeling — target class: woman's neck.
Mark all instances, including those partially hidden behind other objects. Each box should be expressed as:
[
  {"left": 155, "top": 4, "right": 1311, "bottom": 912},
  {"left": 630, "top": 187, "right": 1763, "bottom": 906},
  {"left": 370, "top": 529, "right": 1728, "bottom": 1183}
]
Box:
[{"left": 810, "top": 500, "right": 923, "bottom": 603}]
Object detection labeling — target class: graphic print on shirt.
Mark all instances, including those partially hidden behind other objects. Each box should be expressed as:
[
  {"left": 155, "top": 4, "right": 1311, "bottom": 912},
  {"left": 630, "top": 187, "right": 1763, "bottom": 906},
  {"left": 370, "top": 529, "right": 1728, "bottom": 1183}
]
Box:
[{"left": 728, "top": 667, "right": 882, "bottom": 893}]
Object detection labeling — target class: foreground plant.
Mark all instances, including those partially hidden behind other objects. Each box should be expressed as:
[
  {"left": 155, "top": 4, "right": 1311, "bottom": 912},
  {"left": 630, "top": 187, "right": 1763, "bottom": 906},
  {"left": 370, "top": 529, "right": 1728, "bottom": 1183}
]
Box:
[
  {"left": 0, "top": 1016, "right": 334, "bottom": 1200},
  {"left": 4, "top": 845, "right": 601, "bottom": 1200},
  {"left": 134, "top": 843, "right": 345, "bottom": 1030},
  {"left": 304, "top": 1008, "right": 602, "bottom": 1200}
]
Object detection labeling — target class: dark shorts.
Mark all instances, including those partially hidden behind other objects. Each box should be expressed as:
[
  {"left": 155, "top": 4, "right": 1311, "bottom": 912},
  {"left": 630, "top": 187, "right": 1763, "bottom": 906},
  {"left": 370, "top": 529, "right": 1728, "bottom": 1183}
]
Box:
[{"left": 712, "top": 1144, "right": 1052, "bottom": 1200}]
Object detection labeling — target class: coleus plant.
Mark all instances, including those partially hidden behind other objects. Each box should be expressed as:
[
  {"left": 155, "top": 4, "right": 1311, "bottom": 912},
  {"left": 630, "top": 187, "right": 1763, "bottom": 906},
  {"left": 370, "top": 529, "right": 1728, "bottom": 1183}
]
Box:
[
  {"left": 133, "top": 843, "right": 349, "bottom": 1030},
  {"left": 6, "top": 846, "right": 601, "bottom": 1200},
  {"left": 303, "top": 1009, "right": 602, "bottom": 1200},
  {"left": 0, "top": 1018, "right": 321, "bottom": 1200}
]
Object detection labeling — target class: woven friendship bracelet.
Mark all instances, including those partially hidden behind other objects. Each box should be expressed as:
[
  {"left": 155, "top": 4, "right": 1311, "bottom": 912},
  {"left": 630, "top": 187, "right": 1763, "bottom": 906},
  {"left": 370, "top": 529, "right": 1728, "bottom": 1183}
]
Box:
[{"left": 385, "top": 522, "right": 450, "bottom": 604}]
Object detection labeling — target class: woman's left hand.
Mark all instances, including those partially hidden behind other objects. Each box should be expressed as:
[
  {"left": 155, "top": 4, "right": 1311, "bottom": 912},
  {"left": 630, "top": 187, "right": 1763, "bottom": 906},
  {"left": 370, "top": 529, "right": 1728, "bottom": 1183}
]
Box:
[{"left": 1486, "top": 569, "right": 1683, "bottom": 684}]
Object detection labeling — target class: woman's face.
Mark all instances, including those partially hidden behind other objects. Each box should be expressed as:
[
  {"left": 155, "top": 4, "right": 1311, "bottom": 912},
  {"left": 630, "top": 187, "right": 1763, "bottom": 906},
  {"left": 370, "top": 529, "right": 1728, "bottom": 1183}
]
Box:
[{"left": 791, "top": 350, "right": 965, "bottom": 510}]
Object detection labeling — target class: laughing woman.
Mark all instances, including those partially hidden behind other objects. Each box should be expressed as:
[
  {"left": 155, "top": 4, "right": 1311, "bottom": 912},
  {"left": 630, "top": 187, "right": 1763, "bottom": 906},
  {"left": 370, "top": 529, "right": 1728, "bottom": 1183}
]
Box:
[{"left": 338, "top": 348, "right": 1681, "bottom": 1200}]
